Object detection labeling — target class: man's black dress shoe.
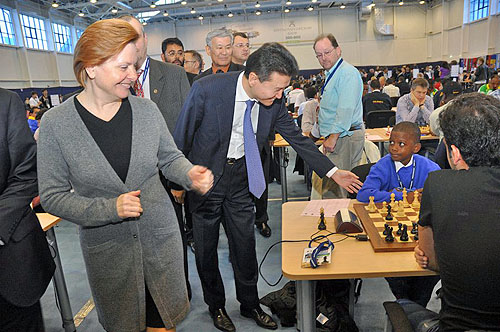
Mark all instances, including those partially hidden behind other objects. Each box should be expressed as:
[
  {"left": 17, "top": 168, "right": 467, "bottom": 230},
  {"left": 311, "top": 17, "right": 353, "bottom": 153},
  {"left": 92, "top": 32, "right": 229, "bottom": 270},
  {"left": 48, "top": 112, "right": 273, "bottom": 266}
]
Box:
[
  {"left": 241, "top": 306, "right": 278, "bottom": 330},
  {"left": 257, "top": 223, "right": 272, "bottom": 238},
  {"left": 210, "top": 308, "right": 236, "bottom": 332}
]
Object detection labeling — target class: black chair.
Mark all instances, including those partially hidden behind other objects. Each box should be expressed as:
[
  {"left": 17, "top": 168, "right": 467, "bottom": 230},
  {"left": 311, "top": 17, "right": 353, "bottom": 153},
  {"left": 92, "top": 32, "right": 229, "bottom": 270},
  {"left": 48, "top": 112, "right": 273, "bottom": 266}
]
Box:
[
  {"left": 389, "top": 115, "right": 396, "bottom": 127},
  {"left": 366, "top": 110, "right": 396, "bottom": 128},
  {"left": 383, "top": 301, "right": 414, "bottom": 332},
  {"left": 391, "top": 96, "right": 400, "bottom": 107},
  {"left": 347, "top": 162, "right": 375, "bottom": 199}
]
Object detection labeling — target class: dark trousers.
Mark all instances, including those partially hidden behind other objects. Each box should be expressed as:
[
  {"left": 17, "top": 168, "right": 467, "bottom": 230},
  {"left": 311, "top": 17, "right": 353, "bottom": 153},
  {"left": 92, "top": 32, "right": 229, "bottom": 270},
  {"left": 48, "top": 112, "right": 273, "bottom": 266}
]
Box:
[
  {"left": 0, "top": 296, "right": 44, "bottom": 332},
  {"left": 192, "top": 157, "right": 259, "bottom": 311},
  {"left": 254, "top": 144, "right": 271, "bottom": 226},
  {"left": 385, "top": 276, "right": 441, "bottom": 307}
]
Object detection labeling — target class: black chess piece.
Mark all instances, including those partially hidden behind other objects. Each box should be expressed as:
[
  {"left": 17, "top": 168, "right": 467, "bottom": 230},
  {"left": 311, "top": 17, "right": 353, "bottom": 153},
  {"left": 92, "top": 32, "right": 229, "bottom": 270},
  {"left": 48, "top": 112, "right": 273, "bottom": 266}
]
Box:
[
  {"left": 385, "top": 205, "right": 393, "bottom": 221},
  {"left": 400, "top": 224, "right": 409, "bottom": 241},
  {"left": 411, "top": 222, "right": 418, "bottom": 235},
  {"left": 414, "top": 234, "right": 419, "bottom": 241},
  {"left": 383, "top": 223, "right": 389, "bottom": 235},
  {"left": 396, "top": 223, "right": 403, "bottom": 235},
  {"left": 318, "top": 211, "right": 326, "bottom": 231},
  {"left": 385, "top": 227, "right": 395, "bottom": 242}
]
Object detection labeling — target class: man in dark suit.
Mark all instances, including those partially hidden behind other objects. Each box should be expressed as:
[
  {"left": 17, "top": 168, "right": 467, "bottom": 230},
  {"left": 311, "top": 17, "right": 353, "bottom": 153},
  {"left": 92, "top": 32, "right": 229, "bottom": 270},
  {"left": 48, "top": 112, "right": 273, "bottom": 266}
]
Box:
[
  {"left": 0, "top": 88, "right": 55, "bottom": 331},
  {"left": 362, "top": 79, "right": 393, "bottom": 119},
  {"left": 194, "top": 28, "right": 245, "bottom": 82},
  {"left": 396, "top": 75, "right": 411, "bottom": 96},
  {"left": 119, "top": 15, "right": 194, "bottom": 299},
  {"left": 174, "top": 43, "right": 362, "bottom": 332}
]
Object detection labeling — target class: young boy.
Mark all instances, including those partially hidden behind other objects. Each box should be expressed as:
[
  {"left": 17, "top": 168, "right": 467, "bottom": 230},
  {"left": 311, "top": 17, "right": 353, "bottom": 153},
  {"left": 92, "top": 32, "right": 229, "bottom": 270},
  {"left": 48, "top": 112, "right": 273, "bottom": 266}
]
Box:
[
  {"left": 358, "top": 121, "right": 441, "bottom": 307},
  {"left": 358, "top": 121, "right": 440, "bottom": 203}
]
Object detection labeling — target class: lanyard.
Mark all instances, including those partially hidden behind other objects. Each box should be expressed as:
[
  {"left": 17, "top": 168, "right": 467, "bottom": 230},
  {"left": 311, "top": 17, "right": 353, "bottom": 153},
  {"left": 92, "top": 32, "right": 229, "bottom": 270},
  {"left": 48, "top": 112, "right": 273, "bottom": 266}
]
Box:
[
  {"left": 395, "top": 158, "right": 416, "bottom": 191},
  {"left": 140, "top": 57, "right": 150, "bottom": 88},
  {"left": 321, "top": 58, "right": 343, "bottom": 95}
]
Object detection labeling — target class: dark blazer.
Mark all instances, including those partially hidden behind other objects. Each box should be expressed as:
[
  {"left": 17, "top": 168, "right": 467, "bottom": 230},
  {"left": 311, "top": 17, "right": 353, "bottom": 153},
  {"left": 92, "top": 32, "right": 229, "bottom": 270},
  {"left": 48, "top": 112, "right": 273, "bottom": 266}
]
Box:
[
  {"left": 194, "top": 62, "right": 245, "bottom": 82},
  {"left": 362, "top": 90, "right": 393, "bottom": 118},
  {"left": 186, "top": 72, "right": 197, "bottom": 86},
  {"left": 174, "top": 72, "right": 334, "bottom": 210},
  {"left": 0, "top": 88, "right": 54, "bottom": 307},
  {"left": 149, "top": 59, "right": 191, "bottom": 134}
]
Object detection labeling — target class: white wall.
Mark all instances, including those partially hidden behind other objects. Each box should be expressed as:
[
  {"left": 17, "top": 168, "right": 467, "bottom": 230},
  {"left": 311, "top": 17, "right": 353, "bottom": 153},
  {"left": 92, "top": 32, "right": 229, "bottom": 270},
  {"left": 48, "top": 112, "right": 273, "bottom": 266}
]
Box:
[{"left": 1, "top": 0, "right": 499, "bottom": 88}]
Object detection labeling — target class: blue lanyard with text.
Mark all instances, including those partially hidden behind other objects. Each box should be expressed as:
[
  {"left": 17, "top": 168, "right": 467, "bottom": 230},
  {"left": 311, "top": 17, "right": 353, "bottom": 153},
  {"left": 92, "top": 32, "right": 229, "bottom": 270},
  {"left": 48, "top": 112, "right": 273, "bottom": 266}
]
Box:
[
  {"left": 140, "top": 57, "right": 150, "bottom": 88},
  {"left": 321, "top": 58, "right": 343, "bottom": 95},
  {"left": 395, "top": 158, "right": 416, "bottom": 191}
]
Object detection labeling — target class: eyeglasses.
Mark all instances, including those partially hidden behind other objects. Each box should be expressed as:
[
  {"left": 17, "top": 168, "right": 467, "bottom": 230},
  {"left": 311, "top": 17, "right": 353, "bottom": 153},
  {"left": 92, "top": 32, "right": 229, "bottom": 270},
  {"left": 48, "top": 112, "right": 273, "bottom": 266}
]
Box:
[
  {"left": 166, "top": 50, "right": 184, "bottom": 57},
  {"left": 315, "top": 48, "right": 335, "bottom": 59},
  {"left": 234, "top": 43, "right": 250, "bottom": 48}
]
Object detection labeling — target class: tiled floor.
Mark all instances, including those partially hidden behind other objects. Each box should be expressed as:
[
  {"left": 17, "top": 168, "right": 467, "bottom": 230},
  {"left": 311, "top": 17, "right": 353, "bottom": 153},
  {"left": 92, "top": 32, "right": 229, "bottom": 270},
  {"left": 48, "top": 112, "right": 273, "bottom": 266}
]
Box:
[{"left": 40, "top": 149, "right": 440, "bottom": 331}]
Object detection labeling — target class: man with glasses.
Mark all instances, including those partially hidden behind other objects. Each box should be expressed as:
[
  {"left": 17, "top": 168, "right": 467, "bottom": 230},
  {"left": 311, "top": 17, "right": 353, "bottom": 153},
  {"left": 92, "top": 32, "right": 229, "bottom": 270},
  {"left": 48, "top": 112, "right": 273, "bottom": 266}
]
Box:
[
  {"left": 312, "top": 33, "right": 365, "bottom": 198},
  {"left": 184, "top": 50, "right": 203, "bottom": 85},
  {"left": 195, "top": 28, "right": 245, "bottom": 81},
  {"left": 232, "top": 32, "right": 250, "bottom": 65},
  {"left": 161, "top": 37, "right": 185, "bottom": 67}
]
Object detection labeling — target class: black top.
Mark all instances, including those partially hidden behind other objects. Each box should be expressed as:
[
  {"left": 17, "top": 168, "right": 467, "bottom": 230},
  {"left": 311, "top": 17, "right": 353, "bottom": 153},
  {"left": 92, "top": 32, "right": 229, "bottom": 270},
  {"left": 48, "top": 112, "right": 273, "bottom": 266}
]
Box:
[
  {"left": 75, "top": 97, "right": 132, "bottom": 183},
  {"left": 362, "top": 91, "right": 392, "bottom": 118},
  {"left": 396, "top": 81, "right": 411, "bottom": 96},
  {"left": 419, "top": 168, "right": 500, "bottom": 331}
]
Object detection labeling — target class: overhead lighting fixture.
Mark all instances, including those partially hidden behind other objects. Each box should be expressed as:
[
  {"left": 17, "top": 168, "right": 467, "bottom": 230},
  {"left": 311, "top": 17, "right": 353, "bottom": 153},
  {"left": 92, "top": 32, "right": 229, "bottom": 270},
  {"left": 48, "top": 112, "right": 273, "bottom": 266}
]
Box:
[
  {"left": 90, "top": 0, "right": 97, "bottom": 3},
  {"left": 398, "top": 1, "right": 404, "bottom": 5},
  {"left": 218, "top": 0, "right": 224, "bottom": 2},
  {"left": 311, "top": 0, "right": 318, "bottom": 3},
  {"left": 284, "top": 7, "right": 290, "bottom": 12},
  {"left": 142, "top": 21, "right": 147, "bottom": 25},
  {"left": 255, "top": 1, "right": 261, "bottom": 7},
  {"left": 340, "top": 3, "right": 345, "bottom": 8},
  {"left": 190, "top": 7, "right": 196, "bottom": 13},
  {"left": 367, "top": 1, "right": 375, "bottom": 8},
  {"left": 228, "top": 11, "right": 234, "bottom": 17},
  {"left": 150, "top": 2, "right": 157, "bottom": 8},
  {"left": 111, "top": 7, "right": 118, "bottom": 13},
  {"left": 256, "top": 10, "right": 262, "bottom": 15},
  {"left": 51, "top": 0, "right": 59, "bottom": 7},
  {"left": 163, "top": 10, "right": 169, "bottom": 16},
  {"left": 198, "top": 14, "right": 204, "bottom": 20},
  {"left": 78, "top": 11, "right": 85, "bottom": 16},
  {"left": 286, "top": 0, "right": 292, "bottom": 4},
  {"left": 181, "top": 0, "right": 187, "bottom": 5},
  {"left": 307, "top": 5, "right": 313, "bottom": 11},
  {"left": 419, "top": 0, "right": 425, "bottom": 3}
]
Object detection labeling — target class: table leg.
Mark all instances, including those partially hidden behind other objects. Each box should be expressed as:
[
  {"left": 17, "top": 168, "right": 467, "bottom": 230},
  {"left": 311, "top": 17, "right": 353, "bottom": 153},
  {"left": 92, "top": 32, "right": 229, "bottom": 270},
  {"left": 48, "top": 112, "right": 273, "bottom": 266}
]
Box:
[
  {"left": 46, "top": 227, "right": 76, "bottom": 332},
  {"left": 349, "top": 279, "right": 355, "bottom": 318},
  {"left": 279, "top": 147, "right": 289, "bottom": 203},
  {"left": 378, "top": 142, "right": 384, "bottom": 156},
  {"left": 296, "top": 280, "right": 315, "bottom": 332}
]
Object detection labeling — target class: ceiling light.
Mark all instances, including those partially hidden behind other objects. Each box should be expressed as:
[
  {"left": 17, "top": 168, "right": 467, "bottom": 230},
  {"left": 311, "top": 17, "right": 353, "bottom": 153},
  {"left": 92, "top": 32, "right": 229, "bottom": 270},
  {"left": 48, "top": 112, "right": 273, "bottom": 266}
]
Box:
[
  {"left": 142, "top": 21, "right": 147, "bottom": 25},
  {"left": 181, "top": 0, "right": 187, "bottom": 5},
  {"left": 255, "top": 2, "right": 261, "bottom": 7},
  {"left": 340, "top": 3, "right": 345, "bottom": 8},
  {"left": 256, "top": 10, "right": 262, "bottom": 15},
  {"left": 163, "top": 10, "right": 169, "bottom": 16},
  {"left": 90, "top": 0, "right": 97, "bottom": 3},
  {"left": 286, "top": 0, "right": 292, "bottom": 4},
  {"left": 307, "top": 5, "right": 313, "bottom": 11},
  {"left": 51, "top": 0, "right": 59, "bottom": 7},
  {"left": 198, "top": 14, "right": 203, "bottom": 20},
  {"left": 111, "top": 7, "right": 118, "bottom": 13},
  {"left": 311, "top": 0, "right": 318, "bottom": 3},
  {"left": 284, "top": 7, "right": 290, "bottom": 12},
  {"left": 150, "top": 2, "right": 157, "bottom": 8},
  {"left": 398, "top": 1, "right": 404, "bottom": 5},
  {"left": 190, "top": 7, "right": 196, "bottom": 13},
  {"left": 228, "top": 11, "right": 234, "bottom": 17},
  {"left": 78, "top": 11, "right": 85, "bottom": 16},
  {"left": 419, "top": 0, "right": 425, "bottom": 3},
  {"left": 367, "top": 1, "right": 375, "bottom": 8},
  {"left": 218, "top": 0, "right": 224, "bottom": 2}
]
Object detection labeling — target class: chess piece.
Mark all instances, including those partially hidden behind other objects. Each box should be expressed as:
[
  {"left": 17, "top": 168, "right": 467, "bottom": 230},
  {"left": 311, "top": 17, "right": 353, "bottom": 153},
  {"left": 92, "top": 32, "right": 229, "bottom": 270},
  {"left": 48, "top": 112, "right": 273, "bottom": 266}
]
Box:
[
  {"left": 400, "top": 224, "right": 409, "bottom": 241},
  {"left": 396, "top": 223, "right": 403, "bottom": 235},
  {"left": 392, "top": 197, "right": 399, "bottom": 212},
  {"left": 402, "top": 188, "right": 409, "bottom": 208},
  {"left": 385, "top": 227, "right": 394, "bottom": 242},
  {"left": 390, "top": 193, "right": 396, "bottom": 210},
  {"left": 396, "top": 201, "right": 405, "bottom": 217},
  {"left": 368, "top": 196, "right": 377, "bottom": 213},
  {"left": 411, "top": 222, "right": 418, "bottom": 235},
  {"left": 382, "top": 201, "right": 387, "bottom": 214},
  {"left": 383, "top": 223, "right": 390, "bottom": 235},
  {"left": 412, "top": 191, "right": 420, "bottom": 209},
  {"left": 318, "top": 207, "right": 326, "bottom": 230},
  {"left": 385, "top": 205, "right": 393, "bottom": 221}
]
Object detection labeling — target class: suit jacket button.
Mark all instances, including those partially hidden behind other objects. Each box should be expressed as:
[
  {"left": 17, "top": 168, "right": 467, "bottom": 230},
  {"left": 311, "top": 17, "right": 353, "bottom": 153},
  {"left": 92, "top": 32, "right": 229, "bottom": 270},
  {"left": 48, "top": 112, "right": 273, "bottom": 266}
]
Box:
[
  {"left": 0, "top": 238, "right": 4, "bottom": 246},
  {"left": 133, "top": 235, "right": 137, "bottom": 239}
]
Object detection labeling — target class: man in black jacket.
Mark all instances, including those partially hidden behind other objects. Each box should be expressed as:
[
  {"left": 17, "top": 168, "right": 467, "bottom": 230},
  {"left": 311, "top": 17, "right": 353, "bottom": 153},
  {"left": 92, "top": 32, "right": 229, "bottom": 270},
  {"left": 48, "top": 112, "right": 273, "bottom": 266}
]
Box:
[
  {"left": 362, "top": 79, "right": 392, "bottom": 119},
  {"left": 0, "top": 88, "right": 55, "bottom": 331}
]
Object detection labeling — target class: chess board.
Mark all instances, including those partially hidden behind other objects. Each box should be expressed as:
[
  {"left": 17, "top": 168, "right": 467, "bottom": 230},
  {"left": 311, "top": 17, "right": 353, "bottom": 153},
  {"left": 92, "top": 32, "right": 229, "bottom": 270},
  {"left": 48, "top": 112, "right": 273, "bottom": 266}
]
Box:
[{"left": 353, "top": 202, "right": 420, "bottom": 252}]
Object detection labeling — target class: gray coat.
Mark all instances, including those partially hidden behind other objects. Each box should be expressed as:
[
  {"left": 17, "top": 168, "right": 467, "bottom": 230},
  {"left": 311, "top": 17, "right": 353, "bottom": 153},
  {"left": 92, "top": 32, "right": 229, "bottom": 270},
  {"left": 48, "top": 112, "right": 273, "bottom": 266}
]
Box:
[{"left": 37, "top": 95, "right": 193, "bottom": 332}]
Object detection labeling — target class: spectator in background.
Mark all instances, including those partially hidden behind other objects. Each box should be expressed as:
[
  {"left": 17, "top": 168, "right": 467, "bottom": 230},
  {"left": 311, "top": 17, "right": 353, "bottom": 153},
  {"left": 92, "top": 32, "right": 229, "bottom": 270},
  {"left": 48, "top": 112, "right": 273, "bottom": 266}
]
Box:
[
  {"left": 232, "top": 32, "right": 250, "bottom": 65},
  {"left": 300, "top": 86, "right": 320, "bottom": 135},
  {"left": 440, "top": 61, "right": 450, "bottom": 79},
  {"left": 396, "top": 78, "right": 434, "bottom": 126},
  {"left": 474, "top": 57, "right": 489, "bottom": 83},
  {"left": 40, "top": 89, "right": 52, "bottom": 109},
  {"left": 362, "top": 79, "right": 392, "bottom": 119},
  {"left": 429, "top": 81, "right": 463, "bottom": 140},
  {"left": 287, "top": 82, "right": 306, "bottom": 113},
  {"left": 33, "top": 109, "right": 46, "bottom": 142},
  {"left": 29, "top": 91, "right": 41, "bottom": 109},
  {"left": 396, "top": 75, "right": 411, "bottom": 96},
  {"left": 27, "top": 107, "right": 39, "bottom": 134},
  {"left": 383, "top": 78, "right": 400, "bottom": 98},
  {"left": 379, "top": 75, "right": 386, "bottom": 90},
  {"left": 478, "top": 74, "right": 499, "bottom": 95},
  {"left": 184, "top": 50, "right": 203, "bottom": 85},
  {"left": 161, "top": 37, "right": 185, "bottom": 66}
]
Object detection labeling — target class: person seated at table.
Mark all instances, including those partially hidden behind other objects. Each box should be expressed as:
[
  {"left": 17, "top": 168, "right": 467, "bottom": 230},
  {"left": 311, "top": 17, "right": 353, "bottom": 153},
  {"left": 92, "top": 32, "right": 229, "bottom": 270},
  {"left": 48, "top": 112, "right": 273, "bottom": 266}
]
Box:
[
  {"left": 358, "top": 121, "right": 440, "bottom": 203},
  {"left": 396, "top": 78, "right": 434, "bottom": 126},
  {"left": 478, "top": 74, "right": 499, "bottom": 95},
  {"left": 362, "top": 79, "right": 392, "bottom": 120},
  {"left": 408, "top": 93, "right": 500, "bottom": 331}
]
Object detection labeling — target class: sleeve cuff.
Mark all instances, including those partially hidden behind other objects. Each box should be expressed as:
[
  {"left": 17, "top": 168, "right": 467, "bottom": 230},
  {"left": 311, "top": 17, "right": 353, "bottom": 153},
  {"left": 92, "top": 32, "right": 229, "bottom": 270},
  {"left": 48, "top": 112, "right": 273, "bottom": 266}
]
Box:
[{"left": 326, "top": 166, "right": 338, "bottom": 178}]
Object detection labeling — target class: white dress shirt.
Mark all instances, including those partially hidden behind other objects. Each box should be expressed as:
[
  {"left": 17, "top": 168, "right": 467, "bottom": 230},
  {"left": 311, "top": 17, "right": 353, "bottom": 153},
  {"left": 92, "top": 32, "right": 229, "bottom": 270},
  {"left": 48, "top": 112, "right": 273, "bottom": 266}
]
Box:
[
  {"left": 394, "top": 155, "right": 414, "bottom": 173},
  {"left": 137, "top": 57, "right": 151, "bottom": 99}
]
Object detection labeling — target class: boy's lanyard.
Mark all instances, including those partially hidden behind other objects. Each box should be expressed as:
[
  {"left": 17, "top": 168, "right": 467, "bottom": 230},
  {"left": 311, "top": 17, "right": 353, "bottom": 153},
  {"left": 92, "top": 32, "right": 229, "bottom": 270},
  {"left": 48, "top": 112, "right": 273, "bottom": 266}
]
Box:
[{"left": 394, "top": 158, "right": 416, "bottom": 191}]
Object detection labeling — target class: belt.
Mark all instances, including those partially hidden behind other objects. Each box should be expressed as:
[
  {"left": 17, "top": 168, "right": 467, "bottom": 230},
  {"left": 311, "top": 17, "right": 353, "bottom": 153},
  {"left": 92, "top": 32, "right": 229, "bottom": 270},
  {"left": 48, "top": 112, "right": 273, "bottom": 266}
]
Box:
[
  {"left": 226, "top": 157, "right": 244, "bottom": 165},
  {"left": 349, "top": 124, "right": 363, "bottom": 131}
]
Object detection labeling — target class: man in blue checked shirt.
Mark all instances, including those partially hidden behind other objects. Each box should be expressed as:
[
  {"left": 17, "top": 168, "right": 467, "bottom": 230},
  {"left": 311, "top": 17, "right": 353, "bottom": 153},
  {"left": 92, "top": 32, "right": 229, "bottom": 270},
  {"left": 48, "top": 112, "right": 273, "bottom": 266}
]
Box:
[{"left": 313, "top": 34, "right": 365, "bottom": 198}]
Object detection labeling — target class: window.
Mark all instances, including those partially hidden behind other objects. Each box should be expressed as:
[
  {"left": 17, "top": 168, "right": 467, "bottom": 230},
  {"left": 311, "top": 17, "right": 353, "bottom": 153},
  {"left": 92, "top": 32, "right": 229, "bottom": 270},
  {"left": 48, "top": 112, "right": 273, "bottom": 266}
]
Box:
[
  {"left": 19, "top": 14, "right": 48, "bottom": 50},
  {"left": 52, "top": 22, "right": 72, "bottom": 52},
  {"left": 0, "top": 8, "right": 16, "bottom": 45},
  {"left": 136, "top": 11, "right": 160, "bottom": 23},
  {"left": 76, "top": 28, "right": 84, "bottom": 40},
  {"left": 469, "top": 0, "right": 489, "bottom": 21}
]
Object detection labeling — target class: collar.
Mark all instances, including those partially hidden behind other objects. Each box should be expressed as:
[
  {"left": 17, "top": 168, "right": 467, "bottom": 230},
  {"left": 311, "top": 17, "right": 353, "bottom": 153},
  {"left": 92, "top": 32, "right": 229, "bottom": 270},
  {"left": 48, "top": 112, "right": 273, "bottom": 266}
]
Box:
[
  {"left": 235, "top": 72, "right": 257, "bottom": 103},
  {"left": 372, "top": 89, "right": 380, "bottom": 92},
  {"left": 394, "top": 155, "right": 414, "bottom": 173},
  {"left": 138, "top": 56, "right": 149, "bottom": 72},
  {"left": 325, "top": 57, "right": 343, "bottom": 76},
  {"left": 212, "top": 63, "right": 230, "bottom": 74}
]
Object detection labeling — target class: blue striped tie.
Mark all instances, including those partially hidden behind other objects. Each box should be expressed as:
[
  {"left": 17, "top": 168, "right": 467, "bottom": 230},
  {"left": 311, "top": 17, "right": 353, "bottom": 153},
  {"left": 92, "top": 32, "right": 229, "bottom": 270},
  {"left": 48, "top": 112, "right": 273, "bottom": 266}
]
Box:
[{"left": 244, "top": 100, "right": 266, "bottom": 198}]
